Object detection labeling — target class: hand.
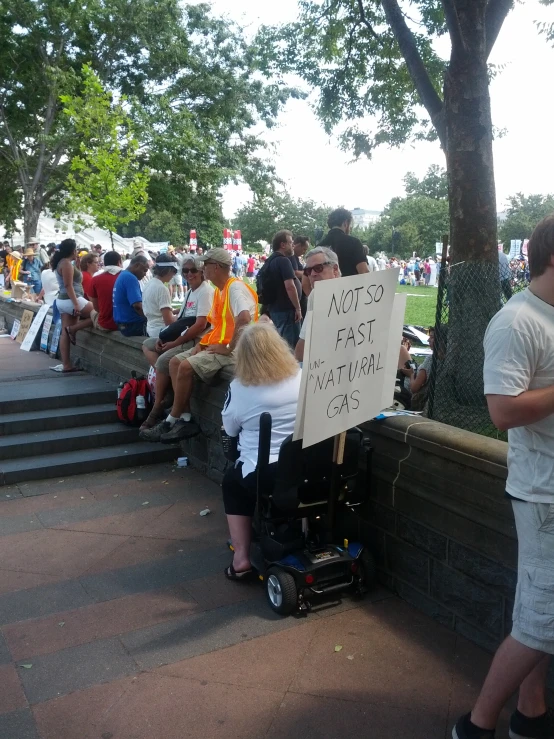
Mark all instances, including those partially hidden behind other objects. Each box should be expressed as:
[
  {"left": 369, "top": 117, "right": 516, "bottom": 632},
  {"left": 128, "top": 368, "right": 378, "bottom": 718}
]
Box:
[
  {"left": 191, "top": 343, "right": 204, "bottom": 356},
  {"left": 73, "top": 304, "right": 81, "bottom": 316},
  {"left": 206, "top": 344, "right": 231, "bottom": 356},
  {"left": 295, "top": 308, "right": 302, "bottom": 324},
  {"left": 155, "top": 339, "right": 164, "bottom": 352}
]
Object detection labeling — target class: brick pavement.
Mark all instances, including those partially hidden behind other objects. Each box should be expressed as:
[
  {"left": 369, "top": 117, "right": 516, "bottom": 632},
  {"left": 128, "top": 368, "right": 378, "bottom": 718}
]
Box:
[{"left": 0, "top": 462, "right": 512, "bottom": 739}]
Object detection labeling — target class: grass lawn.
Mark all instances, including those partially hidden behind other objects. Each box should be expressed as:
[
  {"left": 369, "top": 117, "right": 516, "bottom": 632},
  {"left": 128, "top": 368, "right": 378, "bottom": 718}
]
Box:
[{"left": 396, "top": 284, "right": 438, "bottom": 327}]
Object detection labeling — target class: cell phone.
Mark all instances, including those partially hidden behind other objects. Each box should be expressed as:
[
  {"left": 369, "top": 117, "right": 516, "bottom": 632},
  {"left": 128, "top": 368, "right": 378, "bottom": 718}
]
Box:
[{"left": 405, "top": 361, "right": 412, "bottom": 369}]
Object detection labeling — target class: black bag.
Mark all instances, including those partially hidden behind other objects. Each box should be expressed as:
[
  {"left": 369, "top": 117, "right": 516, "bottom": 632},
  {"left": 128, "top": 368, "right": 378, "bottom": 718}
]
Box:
[
  {"left": 158, "top": 289, "right": 196, "bottom": 342},
  {"left": 256, "top": 252, "right": 285, "bottom": 306}
]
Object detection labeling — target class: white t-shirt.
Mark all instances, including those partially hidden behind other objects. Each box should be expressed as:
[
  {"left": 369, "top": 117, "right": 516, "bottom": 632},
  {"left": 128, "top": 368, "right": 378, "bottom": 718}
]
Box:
[
  {"left": 299, "top": 291, "right": 314, "bottom": 341},
  {"left": 367, "top": 256, "right": 378, "bottom": 272},
  {"left": 484, "top": 288, "right": 554, "bottom": 502},
  {"left": 228, "top": 280, "right": 257, "bottom": 320},
  {"left": 41, "top": 269, "right": 59, "bottom": 305},
  {"left": 222, "top": 371, "right": 302, "bottom": 477},
  {"left": 142, "top": 278, "right": 172, "bottom": 337},
  {"left": 178, "top": 280, "right": 215, "bottom": 319}
]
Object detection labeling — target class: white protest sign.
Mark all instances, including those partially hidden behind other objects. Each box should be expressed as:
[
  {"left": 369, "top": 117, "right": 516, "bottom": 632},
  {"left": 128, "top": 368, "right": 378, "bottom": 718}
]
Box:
[
  {"left": 49, "top": 321, "right": 62, "bottom": 357},
  {"left": 300, "top": 269, "right": 402, "bottom": 448},
  {"left": 20, "top": 304, "right": 50, "bottom": 352},
  {"left": 40, "top": 314, "right": 53, "bottom": 352},
  {"left": 293, "top": 310, "right": 312, "bottom": 442},
  {"left": 10, "top": 319, "right": 20, "bottom": 340}
]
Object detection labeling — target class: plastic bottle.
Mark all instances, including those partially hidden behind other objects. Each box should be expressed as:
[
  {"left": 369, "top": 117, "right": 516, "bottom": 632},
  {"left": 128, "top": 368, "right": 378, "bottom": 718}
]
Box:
[{"left": 136, "top": 394, "right": 146, "bottom": 422}]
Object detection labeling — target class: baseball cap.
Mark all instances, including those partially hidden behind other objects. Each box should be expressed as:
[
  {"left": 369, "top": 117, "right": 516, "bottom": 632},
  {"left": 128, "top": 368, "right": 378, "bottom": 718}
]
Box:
[{"left": 197, "top": 248, "right": 233, "bottom": 267}]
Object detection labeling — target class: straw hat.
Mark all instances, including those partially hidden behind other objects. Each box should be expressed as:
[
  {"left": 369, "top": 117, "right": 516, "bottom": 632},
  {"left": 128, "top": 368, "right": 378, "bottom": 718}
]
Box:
[
  {"left": 11, "top": 251, "right": 22, "bottom": 260},
  {"left": 23, "top": 247, "right": 36, "bottom": 257}
]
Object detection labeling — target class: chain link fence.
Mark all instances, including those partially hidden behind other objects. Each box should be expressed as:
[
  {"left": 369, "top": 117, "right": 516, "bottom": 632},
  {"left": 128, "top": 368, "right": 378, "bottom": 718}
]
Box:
[{"left": 426, "top": 257, "right": 530, "bottom": 439}]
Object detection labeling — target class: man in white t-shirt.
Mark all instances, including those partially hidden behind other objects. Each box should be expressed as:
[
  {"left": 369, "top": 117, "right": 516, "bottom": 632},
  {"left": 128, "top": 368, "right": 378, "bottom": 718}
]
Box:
[
  {"left": 150, "top": 248, "right": 258, "bottom": 443},
  {"left": 363, "top": 244, "right": 378, "bottom": 272},
  {"left": 453, "top": 214, "right": 554, "bottom": 739}
]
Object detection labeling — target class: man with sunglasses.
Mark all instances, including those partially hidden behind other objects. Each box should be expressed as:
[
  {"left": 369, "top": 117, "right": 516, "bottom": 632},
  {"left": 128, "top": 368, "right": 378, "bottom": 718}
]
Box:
[
  {"left": 145, "top": 248, "right": 258, "bottom": 443},
  {"left": 294, "top": 247, "right": 341, "bottom": 362}
]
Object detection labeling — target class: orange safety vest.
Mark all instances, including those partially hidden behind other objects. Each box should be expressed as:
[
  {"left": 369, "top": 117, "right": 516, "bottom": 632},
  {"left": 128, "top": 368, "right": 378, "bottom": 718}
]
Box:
[
  {"left": 6, "top": 254, "right": 21, "bottom": 283},
  {"left": 200, "top": 277, "right": 258, "bottom": 347}
]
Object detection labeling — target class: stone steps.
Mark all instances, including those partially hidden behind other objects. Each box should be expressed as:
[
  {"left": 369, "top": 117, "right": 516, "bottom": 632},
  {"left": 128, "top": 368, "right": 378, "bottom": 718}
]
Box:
[{"left": 0, "top": 403, "right": 117, "bottom": 436}]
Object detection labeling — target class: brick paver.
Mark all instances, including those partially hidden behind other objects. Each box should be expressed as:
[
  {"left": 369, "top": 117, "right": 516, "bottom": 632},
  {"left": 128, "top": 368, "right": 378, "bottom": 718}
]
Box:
[{"left": 0, "top": 463, "right": 510, "bottom": 739}]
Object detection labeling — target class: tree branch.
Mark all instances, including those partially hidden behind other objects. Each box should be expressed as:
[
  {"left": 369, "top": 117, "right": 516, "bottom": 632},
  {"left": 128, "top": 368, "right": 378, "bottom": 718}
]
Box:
[
  {"left": 356, "top": 0, "right": 380, "bottom": 41},
  {"left": 441, "top": 0, "right": 467, "bottom": 54},
  {"left": 380, "top": 0, "right": 446, "bottom": 147},
  {"left": 485, "top": 0, "right": 513, "bottom": 59}
]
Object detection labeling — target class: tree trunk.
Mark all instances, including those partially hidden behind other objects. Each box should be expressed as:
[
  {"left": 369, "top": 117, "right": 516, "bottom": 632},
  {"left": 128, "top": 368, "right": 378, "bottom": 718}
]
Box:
[
  {"left": 431, "top": 1, "right": 501, "bottom": 431},
  {"left": 23, "top": 197, "right": 41, "bottom": 244}
]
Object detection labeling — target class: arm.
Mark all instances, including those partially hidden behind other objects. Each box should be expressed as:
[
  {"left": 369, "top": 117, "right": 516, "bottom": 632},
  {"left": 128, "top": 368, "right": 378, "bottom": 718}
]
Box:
[
  {"left": 284, "top": 279, "right": 302, "bottom": 322},
  {"left": 295, "top": 338, "right": 305, "bottom": 362},
  {"left": 205, "top": 309, "right": 251, "bottom": 355},
  {"left": 302, "top": 274, "right": 312, "bottom": 297},
  {"left": 158, "top": 316, "right": 208, "bottom": 351},
  {"left": 487, "top": 388, "right": 554, "bottom": 431},
  {"left": 161, "top": 307, "right": 175, "bottom": 326},
  {"left": 221, "top": 386, "right": 241, "bottom": 437},
  {"left": 131, "top": 301, "right": 145, "bottom": 318},
  {"left": 356, "top": 261, "right": 370, "bottom": 274},
  {"left": 91, "top": 296, "right": 99, "bottom": 312},
  {"left": 409, "top": 367, "right": 427, "bottom": 393}
]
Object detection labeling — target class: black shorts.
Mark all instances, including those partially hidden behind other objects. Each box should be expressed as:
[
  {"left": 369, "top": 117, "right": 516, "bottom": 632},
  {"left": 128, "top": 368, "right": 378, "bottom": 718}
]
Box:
[{"left": 222, "top": 461, "right": 277, "bottom": 516}]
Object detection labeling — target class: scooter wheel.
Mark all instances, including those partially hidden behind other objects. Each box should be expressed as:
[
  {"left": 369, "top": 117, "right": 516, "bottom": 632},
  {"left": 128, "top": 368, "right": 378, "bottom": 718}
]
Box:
[{"left": 265, "top": 568, "right": 297, "bottom": 616}]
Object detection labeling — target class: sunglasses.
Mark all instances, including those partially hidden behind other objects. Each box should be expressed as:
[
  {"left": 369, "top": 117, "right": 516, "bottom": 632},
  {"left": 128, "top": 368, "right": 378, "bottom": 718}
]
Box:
[
  {"left": 182, "top": 268, "right": 199, "bottom": 274},
  {"left": 304, "top": 261, "right": 331, "bottom": 277}
]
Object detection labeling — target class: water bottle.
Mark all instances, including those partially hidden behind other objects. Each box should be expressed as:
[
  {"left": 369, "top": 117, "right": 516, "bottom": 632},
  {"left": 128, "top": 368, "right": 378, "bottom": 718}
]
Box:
[
  {"left": 136, "top": 394, "right": 146, "bottom": 422},
  {"left": 117, "top": 381, "right": 124, "bottom": 399}
]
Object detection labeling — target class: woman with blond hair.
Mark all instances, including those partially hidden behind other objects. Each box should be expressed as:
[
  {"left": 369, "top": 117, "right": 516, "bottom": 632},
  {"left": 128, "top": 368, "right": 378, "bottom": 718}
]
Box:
[{"left": 221, "top": 322, "right": 301, "bottom": 580}]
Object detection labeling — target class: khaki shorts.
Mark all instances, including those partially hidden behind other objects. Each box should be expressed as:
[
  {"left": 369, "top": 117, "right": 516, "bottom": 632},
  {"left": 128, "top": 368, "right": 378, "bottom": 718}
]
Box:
[
  {"left": 512, "top": 499, "right": 554, "bottom": 654},
  {"left": 175, "top": 346, "right": 235, "bottom": 382},
  {"left": 142, "top": 337, "right": 194, "bottom": 375}
]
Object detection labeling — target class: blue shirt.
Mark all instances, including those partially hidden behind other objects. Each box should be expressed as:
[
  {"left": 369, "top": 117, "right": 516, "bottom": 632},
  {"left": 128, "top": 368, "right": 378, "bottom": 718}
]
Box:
[{"left": 112, "top": 270, "right": 144, "bottom": 324}]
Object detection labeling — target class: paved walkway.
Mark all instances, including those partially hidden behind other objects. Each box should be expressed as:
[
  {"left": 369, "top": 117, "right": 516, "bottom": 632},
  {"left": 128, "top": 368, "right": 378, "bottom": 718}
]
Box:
[{"left": 0, "top": 461, "right": 514, "bottom": 739}]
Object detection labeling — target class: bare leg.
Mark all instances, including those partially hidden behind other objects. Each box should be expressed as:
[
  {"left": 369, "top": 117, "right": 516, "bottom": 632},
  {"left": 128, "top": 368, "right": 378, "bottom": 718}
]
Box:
[
  {"left": 226, "top": 515, "right": 252, "bottom": 572},
  {"left": 151, "top": 371, "right": 171, "bottom": 413},
  {"left": 142, "top": 344, "right": 159, "bottom": 368},
  {"left": 517, "top": 654, "right": 551, "bottom": 718},
  {"left": 471, "top": 635, "right": 546, "bottom": 729},
  {"left": 168, "top": 357, "right": 194, "bottom": 416},
  {"left": 60, "top": 313, "right": 78, "bottom": 371},
  {"left": 67, "top": 302, "right": 94, "bottom": 338}
]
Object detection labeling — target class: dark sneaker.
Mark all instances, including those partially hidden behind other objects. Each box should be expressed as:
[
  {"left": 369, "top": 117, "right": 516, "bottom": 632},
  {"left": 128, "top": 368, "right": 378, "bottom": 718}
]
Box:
[
  {"left": 160, "top": 418, "right": 201, "bottom": 443},
  {"left": 509, "top": 708, "right": 554, "bottom": 739},
  {"left": 453, "top": 713, "right": 495, "bottom": 739},
  {"left": 139, "top": 420, "right": 171, "bottom": 442}
]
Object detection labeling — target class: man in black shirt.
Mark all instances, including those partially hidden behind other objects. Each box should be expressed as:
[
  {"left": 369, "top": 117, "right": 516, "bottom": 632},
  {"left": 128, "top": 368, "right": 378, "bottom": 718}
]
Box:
[
  {"left": 318, "top": 208, "right": 369, "bottom": 277},
  {"left": 289, "top": 236, "right": 310, "bottom": 316},
  {"left": 264, "top": 230, "right": 302, "bottom": 348}
]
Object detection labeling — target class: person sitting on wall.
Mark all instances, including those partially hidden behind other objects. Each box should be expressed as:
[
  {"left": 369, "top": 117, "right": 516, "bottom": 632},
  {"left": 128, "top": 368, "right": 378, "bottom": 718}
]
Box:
[
  {"left": 112, "top": 256, "right": 149, "bottom": 337},
  {"left": 141, "top": 254, "right": 179, "bottom": 338},
  {"left": 141, "top": 248, "right": 258, "bottom": 443},
  {"left": 20, "top": 247, "right": 43, "bottom": 296},
  {"left": 88, "top": 250, "right": 123, "bottom": 332},
  {"left": 295, "top": 246, "right": 341, "bottom": 363},
  {"left": 140, "top": 256, "right": 214, "bottom": 433},
  {"left": 406, "top": 328, "right": 436, "bottom": 412},
  {"left": 221, "top": 322, "right": 301, "bottom": 580}
]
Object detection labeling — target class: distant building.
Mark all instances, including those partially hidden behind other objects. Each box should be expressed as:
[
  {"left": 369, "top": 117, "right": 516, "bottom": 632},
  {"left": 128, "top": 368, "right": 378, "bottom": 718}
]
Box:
[{"left": 351, "top": 207, "right": 382, "bottom": 229}]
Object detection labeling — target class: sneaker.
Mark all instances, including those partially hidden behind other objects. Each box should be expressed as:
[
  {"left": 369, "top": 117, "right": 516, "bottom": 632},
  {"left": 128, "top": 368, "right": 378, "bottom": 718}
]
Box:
[
  {"left": 139, "top": 420, "right": 171, "bottom": 442},
  {"left": 453, "top": 713, "right": 495, "bottom": 739},
  {"left": 509, "top": 708, "right": 554, "bottom": 739},
  {"left": 160, "top": 418, "right": 201, "bottom": 443}
]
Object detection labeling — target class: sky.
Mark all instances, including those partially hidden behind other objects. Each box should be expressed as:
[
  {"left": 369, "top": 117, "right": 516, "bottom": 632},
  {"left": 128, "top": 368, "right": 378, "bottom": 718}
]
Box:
[{"left": 206, "top": 0, "right": 554, "bottom": 219}]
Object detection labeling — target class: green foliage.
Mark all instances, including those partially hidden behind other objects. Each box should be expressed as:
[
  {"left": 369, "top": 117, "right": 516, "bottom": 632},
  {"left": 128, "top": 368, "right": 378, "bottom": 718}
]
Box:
[
  {"left": 0, "top": 0, "right": 296, "bottom": 240},
  {"left": 233, "top": 193, "right": 331, "bottom": 246},
  {"left": 499, "top": 193, "right": 554, "bottom": 246},
  {"left": 364, "top": 166, "right": 449, "bottom": 258},
  {"left": 61, "top": 66, "right": 149, "bottom": 241},
  {"left": 255, "top": 0, "right": 446, "bottom": 157}
]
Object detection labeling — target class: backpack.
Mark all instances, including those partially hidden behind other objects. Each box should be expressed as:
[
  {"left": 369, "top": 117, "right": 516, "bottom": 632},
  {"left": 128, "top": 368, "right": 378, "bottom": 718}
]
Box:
[
  {"left": 256, "top": 252, "right": 285, "bottom": 306},
  {"left": 116, "top": 372, "right": 153, "bottom": 426}
]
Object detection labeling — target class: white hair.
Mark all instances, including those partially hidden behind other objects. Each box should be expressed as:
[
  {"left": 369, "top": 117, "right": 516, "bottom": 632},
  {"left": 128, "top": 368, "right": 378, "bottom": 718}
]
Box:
[
  {"left": 306, "top": 246, "right": 341, "bottom": 274},
  {"left": 181, "top": 255, "right": 203, "bottom": 270}
]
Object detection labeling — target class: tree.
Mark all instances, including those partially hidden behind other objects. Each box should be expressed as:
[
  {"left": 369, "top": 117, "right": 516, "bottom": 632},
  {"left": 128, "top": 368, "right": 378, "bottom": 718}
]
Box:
[
  {"left": 233, "top": 193, "right": 331, "bottom": 245},
  {"left": 404, "top": 165, "right": 449, "bottom": 200},
  {"left": 258, "top": 0, "right": 517, "bottom": 428},
  {"left": 61, "top": 66, "right": 149, "bottom": 247},
  {"left": 0, "top": 0, "right": 296, "bottom": 242},
  {"left": 499, "top": 193, "right": 554, "bottom": 246}
]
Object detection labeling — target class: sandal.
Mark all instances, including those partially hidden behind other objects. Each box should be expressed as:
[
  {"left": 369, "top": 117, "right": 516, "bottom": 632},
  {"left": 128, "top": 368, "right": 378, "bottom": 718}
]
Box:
[
  {"left": 224, "top": 564, "right": 254, "bottom": 582},
  {"left": 65, "top": 326, "right": 76, "bottom": 346},
  {"left": 140, "top": 409, "right": 165, "bottom": 431}
]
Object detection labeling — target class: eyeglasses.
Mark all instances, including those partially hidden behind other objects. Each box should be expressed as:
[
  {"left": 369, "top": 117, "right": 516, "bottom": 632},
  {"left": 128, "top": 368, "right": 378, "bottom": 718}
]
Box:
[
  {"left": 304, "top": 262, "right": 331, "bottom": 277},
  {"left": 182, "top": 268, "right": 199, "bottom": 274}
]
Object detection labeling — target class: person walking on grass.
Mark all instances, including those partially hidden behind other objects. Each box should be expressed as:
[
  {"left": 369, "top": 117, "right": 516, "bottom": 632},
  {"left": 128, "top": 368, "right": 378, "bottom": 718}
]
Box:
[{"left": 453, "top": 213, "right": 554, "bottom": 739}]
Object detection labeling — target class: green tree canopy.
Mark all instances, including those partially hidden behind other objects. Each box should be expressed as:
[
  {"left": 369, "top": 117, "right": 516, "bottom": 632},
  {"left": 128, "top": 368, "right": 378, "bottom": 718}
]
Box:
[
  {"left": 499, "top": 193, "right": 554, "bottom": 246},
  {"left": 61, "top": 66, "right": 150, "bottom": 247},
  {"left": 404, "top": 165, "right": 448, "bottom": 200},
  {"left": 233, "top": 193, "right": 331, "bottom": 246},
  {"left": 0, "top": 0, "right": 297, "bottom": 241}
]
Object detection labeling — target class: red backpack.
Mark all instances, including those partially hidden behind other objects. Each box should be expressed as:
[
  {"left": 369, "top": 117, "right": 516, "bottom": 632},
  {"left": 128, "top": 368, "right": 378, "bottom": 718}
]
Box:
[{"left": 116, "top": 372, "right": 152, "bottom": 426}]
